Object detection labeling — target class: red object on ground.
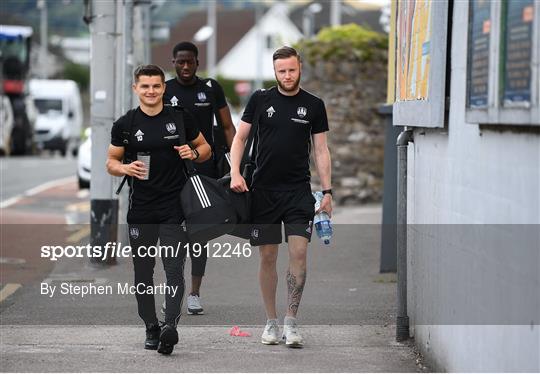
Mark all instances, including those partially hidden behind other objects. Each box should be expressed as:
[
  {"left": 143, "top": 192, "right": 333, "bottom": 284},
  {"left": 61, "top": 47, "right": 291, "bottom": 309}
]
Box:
[{"left": 229, "top": 326, "right": 252, "bottom": 337}]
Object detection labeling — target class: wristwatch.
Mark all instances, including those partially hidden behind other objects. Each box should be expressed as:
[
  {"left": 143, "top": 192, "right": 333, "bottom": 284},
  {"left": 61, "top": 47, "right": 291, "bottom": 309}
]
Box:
[
  {"left": 322, "top": 189, "right": 333, "bottom": 196},
  {"left": 192, "top": 148, "right": 200, "bottom": 160}
]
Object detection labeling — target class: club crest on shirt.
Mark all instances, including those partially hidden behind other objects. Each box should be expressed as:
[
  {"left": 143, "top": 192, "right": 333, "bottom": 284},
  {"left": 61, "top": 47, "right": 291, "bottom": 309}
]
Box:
[
  {"left": 197, "top": 92, "right": 207, "bottom": 102},
  {"left": 170, "top": 96, "right": 179, "bottom": 106},
  {"left": 134, "top": 129, "right": 144, "bottom": 142},
  {"left": 297, "top": 107, "right": 307, "bottom": 118},
  {"left": 165, "top": 122, "right": 176, "bottom": 134},
  {"left": 266, "top": 106, "right": 275, "bottom": 118}
]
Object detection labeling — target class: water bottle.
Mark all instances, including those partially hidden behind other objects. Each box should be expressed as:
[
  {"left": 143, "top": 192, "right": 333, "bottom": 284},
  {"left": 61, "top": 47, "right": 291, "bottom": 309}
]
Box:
[{"left": 313, "top": 191, "right": 333, "bottom": 245}]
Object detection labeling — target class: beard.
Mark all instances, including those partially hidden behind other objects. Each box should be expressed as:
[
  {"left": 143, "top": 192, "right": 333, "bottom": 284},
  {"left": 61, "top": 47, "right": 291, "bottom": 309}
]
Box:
[{"left": 276, "top": 72, "right": 301, "bottom": 93}]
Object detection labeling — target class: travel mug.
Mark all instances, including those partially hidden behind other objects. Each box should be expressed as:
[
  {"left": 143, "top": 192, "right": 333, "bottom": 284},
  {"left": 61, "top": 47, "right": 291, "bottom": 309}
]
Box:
[{"left": 137, "top": 152, "right": 151, "bottom": 180}]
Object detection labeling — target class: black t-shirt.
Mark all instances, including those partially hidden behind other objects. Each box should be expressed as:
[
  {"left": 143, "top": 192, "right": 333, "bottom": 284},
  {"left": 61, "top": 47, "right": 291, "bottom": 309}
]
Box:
[
  {"left": 163, "top": 77, "right": 226, "bottom": 148},
  {"left": 241, "top": 87, "right": 329, "bottom": 190},
  {"left": 111, "top": 106, "right": 199, "bottom": 210}
]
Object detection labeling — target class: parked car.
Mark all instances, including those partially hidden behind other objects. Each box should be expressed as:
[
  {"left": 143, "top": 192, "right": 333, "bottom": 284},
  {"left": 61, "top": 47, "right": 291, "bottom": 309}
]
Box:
[
  {"left": 30, "top": 79, "right": 83, "bottom": 156},
  {"left": 0, "top": 94, "right": 14, "bottom": 155},
  {"left": 77, "top": 127, "right": 91, "bottom": 189}
]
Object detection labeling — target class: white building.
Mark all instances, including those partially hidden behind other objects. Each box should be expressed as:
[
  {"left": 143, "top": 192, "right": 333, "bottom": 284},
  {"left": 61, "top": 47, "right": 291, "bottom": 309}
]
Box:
[
  {"left": 216, "top": 3, "right": 302, "bottom": 81},
  {"left": 391, "top": 1, "right": 539, "bottom": 371}
]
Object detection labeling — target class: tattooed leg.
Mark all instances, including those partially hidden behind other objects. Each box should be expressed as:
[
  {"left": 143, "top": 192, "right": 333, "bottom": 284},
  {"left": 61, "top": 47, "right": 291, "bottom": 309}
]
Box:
[
  {"left": 286, "top": 235, "right": 309, "bottom": 317},
  {"left": 287, "top": 269, "right": 307, "bottom": 316}
]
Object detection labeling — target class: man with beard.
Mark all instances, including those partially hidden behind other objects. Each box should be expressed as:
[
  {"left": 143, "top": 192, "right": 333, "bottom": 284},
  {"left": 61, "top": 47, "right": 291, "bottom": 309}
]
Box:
[
  {"left": 230, "top": 46, "right": 332, "bottom": 347},
  {"left": 163, "top": 42, "right": 236, "bottom": 315}
]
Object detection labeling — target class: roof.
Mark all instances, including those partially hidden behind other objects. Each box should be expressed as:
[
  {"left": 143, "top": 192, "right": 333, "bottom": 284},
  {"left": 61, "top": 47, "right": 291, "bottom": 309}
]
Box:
[
  {"left": 151, "top": 8, "right": 256, "bottom": 73},
  {"left": 289, "top": 1, "right": 385, "bottom": 34},
  {"left": 0, "top": 25, "right": 33, "bottom": 40}
]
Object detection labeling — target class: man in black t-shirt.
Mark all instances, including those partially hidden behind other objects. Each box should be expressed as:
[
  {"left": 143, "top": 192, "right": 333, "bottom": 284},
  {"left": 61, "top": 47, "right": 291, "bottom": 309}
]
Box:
[
  {"left": 163, "top": 41, "right": 236, "bottom": 316},
  {"left": 230, "top": 47, "right": 332, "bottom": 348},
  {"left": 107, "top": 65, "right": 211, "bottom": 355}
]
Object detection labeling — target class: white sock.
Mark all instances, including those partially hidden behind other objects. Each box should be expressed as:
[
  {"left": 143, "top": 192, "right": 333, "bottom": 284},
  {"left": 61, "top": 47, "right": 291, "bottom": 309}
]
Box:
[
  {"left": 284, "top": 316, "right": 297, "bottom": 326},
  {"left": 267, "top": 318, "right": 278, "bottom": 325}
]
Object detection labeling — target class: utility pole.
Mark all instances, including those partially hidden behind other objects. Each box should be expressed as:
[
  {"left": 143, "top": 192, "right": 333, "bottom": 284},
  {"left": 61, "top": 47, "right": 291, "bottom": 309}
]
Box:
[
  {"left": 133, "top": 0, "right": 152, "bottom": 67},
  {"left": 37, "top": 0, "right": 48, "bottom": 78},
  {"left": 115, "top": 0, "right": 134, "bottom": 242},
  {"left": 330, "top": 0, "right": 341, "bottom": 27},
  {"left": 254, "top": 2, "right": 263, "bottom": 90},
  {"left": 207, "top": 0, "right": 217, "bottom": 77},
  {"left": 89, "top": 0, "right": 118, "bottom": 264}
]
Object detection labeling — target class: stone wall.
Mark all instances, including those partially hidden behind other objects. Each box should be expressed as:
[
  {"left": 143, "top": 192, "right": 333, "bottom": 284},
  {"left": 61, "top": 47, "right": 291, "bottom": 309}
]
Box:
[{"left": 300, "top": 46, "right": 387, "bottom": 204}]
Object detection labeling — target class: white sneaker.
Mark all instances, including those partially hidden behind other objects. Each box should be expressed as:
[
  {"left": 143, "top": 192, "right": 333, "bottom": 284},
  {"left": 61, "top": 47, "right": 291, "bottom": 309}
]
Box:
[
  {"left": 186, "top": 294, "right": 204, "bottom": 315},
  {"left": 282, "top": 321, "right": 304, "bottom": 347},
  {"left": 261, "top": 320, "right": 280, "bottom": 345}
]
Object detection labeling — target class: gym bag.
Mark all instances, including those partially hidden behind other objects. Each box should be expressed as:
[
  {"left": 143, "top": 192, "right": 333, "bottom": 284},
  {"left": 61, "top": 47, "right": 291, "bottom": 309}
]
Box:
[{"left": 180, "top": 159, "right": 238, "bottom": 243}]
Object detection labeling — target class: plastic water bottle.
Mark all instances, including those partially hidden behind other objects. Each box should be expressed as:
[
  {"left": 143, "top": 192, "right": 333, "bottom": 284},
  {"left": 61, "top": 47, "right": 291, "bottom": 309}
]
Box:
[{"left": 313, "top": 191, "right": 333, "bottom": 245}]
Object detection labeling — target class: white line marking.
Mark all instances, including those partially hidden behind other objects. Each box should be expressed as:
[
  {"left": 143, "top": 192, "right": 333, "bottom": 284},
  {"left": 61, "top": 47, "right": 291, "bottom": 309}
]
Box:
[{"left": 0, "top": 176, "right": 75, "bottom": 209}]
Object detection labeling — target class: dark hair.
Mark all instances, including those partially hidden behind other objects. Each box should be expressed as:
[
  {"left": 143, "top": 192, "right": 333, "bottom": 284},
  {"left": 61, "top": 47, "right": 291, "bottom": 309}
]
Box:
[
  {"left": 172, "top": 41, "right": 199, "bottom": 58},
  {"left": 272, "top": 46, "right": 301, "bottom": 62},
  {"left": 133, "top": 64, "right": 165, "bottom": 83}
]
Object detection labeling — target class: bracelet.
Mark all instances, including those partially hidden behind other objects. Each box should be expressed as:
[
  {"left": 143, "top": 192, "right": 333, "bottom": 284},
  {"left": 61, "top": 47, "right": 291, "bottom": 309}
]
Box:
[
  {"left": 192, "top": 148, "right": 200, "bottom": 160},
  {"left": 322, "top": 189, "right": 333, "bottom": 196}
]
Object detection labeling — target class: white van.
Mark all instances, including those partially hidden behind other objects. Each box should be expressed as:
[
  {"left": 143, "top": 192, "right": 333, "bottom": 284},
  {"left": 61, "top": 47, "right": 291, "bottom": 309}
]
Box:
[{"left": 29, "top": 79, "right": 83, "bottom": 156}]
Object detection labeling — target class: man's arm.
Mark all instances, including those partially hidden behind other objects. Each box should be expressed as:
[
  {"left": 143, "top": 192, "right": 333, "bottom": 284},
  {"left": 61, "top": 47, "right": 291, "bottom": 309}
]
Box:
[
  {"left": 106, "top": 145, "right": 147, "bottom": 179},
  {"left": 229, "top": 120, "right": 252, "bottom": 192},
  {"left": 312, "top": 132, "right": 333, "bottom": 216},
  {"left": 217, "top": 106, "right": 236, "bottom": 148},
  {"left": 174, "top": 132, "right": 211, "bottom": 163}
]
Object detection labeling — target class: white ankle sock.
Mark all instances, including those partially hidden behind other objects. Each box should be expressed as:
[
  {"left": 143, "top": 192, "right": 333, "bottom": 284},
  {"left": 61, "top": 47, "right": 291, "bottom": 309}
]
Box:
[{"left": 284, "top": 316, "right": 297, "bottom": 326}]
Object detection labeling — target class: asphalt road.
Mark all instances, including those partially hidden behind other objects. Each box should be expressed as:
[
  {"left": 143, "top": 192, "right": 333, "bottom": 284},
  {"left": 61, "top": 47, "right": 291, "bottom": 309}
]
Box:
[{"left": 0, "top": 155, "right": 78, "bottom": 202}]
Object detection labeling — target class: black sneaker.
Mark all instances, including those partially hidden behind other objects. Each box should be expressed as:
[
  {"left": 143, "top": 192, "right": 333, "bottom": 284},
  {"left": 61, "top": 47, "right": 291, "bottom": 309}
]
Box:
[
  {"left": 157, "top": 324, "right": 179, "bottom": 355},
  {"left": 145, "top": 323, "right": 161, "bottom": 350}
]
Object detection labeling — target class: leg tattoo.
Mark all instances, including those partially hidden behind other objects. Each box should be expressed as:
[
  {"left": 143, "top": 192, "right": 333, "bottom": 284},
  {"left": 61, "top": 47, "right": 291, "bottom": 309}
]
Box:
[{"left": 287, "top": 269, "right": 307, "bottom": 315}]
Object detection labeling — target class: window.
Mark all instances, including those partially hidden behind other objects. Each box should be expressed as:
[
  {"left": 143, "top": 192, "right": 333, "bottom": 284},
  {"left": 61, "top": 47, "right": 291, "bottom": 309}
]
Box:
[{"left": 466, "top": 0, "right": 539, "bottom": 126}]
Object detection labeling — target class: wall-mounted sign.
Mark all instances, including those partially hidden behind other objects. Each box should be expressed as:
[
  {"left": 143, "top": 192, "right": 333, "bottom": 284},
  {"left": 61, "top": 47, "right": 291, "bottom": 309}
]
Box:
[
  {"left": 501, "top": 0, "right": 534, "bottom": 107},
  {"left": 393, "top": 0, "right": 448, "bottom": 128},
  {"left": 466, "top": 0, "right": 491, "bottom": 108},
  {"left": 396, "top": 0, "right": 432, "bottom": 102}
]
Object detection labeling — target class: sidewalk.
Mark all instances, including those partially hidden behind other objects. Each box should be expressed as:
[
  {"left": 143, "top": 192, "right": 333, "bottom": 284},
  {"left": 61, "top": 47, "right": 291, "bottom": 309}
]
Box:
[
  {"left": 1, "top": 325, "right": 419, "bottom": 372},
  {"left": 0, "top": 205, "right": 427, "bottom": 372}
]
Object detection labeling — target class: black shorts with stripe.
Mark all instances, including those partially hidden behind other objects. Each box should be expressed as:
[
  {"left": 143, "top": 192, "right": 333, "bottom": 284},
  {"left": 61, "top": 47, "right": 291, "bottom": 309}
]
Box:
[{"left": 250, "top": 185, "right": 316, "bottom": 246}]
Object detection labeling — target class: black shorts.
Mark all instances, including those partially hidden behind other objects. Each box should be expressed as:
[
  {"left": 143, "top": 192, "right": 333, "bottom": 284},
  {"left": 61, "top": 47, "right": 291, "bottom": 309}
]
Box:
[{"left": 250, "top": 185, "right": 315, "bottom": 246}]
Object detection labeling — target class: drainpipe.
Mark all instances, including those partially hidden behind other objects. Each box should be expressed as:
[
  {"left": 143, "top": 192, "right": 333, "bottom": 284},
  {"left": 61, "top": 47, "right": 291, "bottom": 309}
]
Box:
[{"left": 396, "top": 127, "right": 413, "bottom": 341}]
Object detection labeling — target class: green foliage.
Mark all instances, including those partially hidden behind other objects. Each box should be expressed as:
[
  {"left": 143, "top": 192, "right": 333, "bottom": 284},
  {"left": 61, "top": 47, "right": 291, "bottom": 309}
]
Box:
[
  {"left": 215, "top": 76, "right": 275, "bottom": 108},
  {"left": 296, "top": 24, "right": 388, "bottom": 64},
  {"left": 62, "top": 62, "right": 89, "bottom": 91},
  {"left": 215, "top": 75, "right": 241, "bottom": 107}
]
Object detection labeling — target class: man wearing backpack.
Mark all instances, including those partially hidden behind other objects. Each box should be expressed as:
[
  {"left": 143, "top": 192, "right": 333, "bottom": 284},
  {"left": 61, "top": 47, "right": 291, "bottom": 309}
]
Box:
[
  {"left": 164, "top": 41, "right": 236, "bottom": 316},
  {"left": 106, "top": 64, "right": 211, "bottom": 355},
  {"left": 230, "top": 46, "right": 332, "bottom": 348}
]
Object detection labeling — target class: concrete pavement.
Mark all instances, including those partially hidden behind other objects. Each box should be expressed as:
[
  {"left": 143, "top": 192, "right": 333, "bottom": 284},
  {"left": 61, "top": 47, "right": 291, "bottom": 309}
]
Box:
[{"left": 1, "top": 325, "right": 420, "bottom": 372}]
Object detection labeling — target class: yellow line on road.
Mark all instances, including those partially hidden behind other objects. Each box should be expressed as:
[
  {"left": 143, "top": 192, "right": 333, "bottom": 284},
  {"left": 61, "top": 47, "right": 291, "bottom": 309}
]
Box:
[
  {"left": 0, "top": 283, "right": 21, "bottom": 303},
  {"left": 65, "top": 201, "right": 90, "bottom": 212},
  {"left": 66, "top": 226, "right": 91, "bottom": 244}
]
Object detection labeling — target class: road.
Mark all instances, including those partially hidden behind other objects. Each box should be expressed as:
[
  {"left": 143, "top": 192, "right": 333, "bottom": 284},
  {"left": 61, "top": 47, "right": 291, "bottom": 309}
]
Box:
[{"left": 0, "top": 155, "right": 78, "bottom": 203}]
